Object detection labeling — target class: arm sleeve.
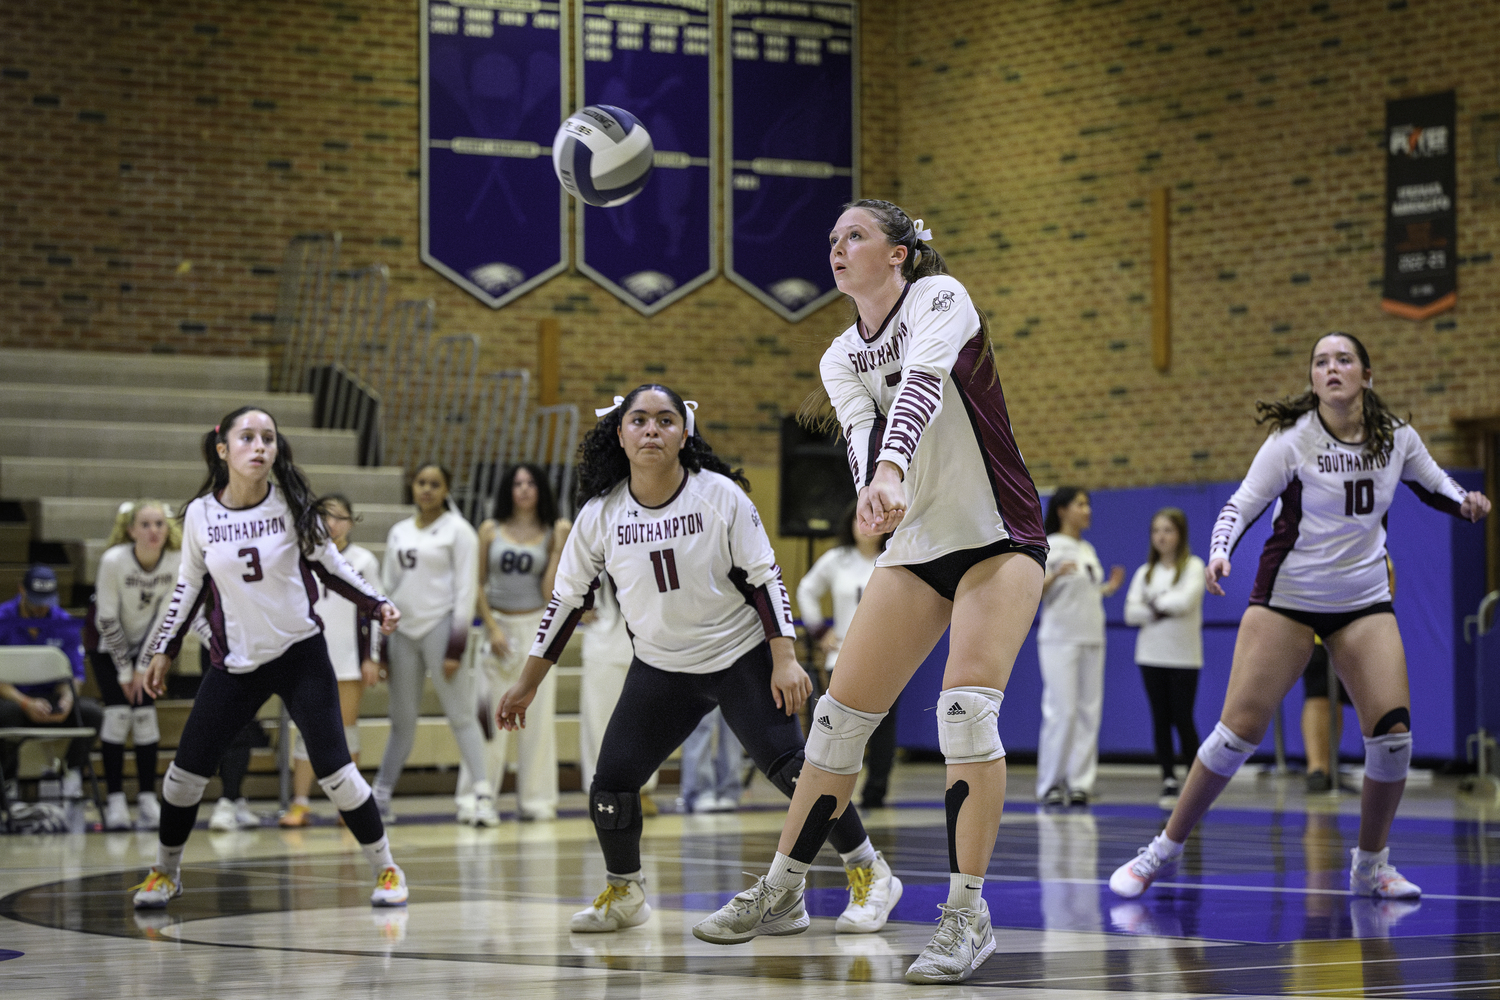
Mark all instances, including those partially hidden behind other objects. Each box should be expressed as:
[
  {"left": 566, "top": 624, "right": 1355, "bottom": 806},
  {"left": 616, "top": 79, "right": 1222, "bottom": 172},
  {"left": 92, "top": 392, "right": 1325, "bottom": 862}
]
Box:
[
  {"left": 1397, "top": 425, "right": 1469, "bottom": 516},
  {"left": 530, "top": 502, "right": 607, "bottom": 663},
  {"left": 149, "top": 505, "right": 210, "bottom": 660},
  {"left": 796, "top": 550, "right": 837, "bottom": 634},
  {"left": 1122, "top": 566, "right": 1153, "bottom": 626},
  {"left": 726, "top": 487, "right": 797, "bottom": 642},
  {"left": 876, "top": 277, "right": 981, "bottom": 474},
  {"left": 1210, "top": 432, "right": 1295, "bottom": 561},
  {"left": 92, "top": 554, "right": 134, "bottom": 679},
  {"left": 443, "top": 520, "right": 481, "bottom": 661},
  {"left": 820, "top": 345, "right": 880, "bottom": 488},
  {"left": 1152, "top": 558, "right": 1207, "bottom": 616}
]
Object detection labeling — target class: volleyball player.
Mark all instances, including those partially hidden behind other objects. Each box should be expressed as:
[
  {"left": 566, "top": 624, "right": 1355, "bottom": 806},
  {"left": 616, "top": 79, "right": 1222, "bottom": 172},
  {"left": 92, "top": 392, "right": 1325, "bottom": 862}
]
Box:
[
  {"left": 496, "top": 384, "right": 898, "bottom": 937},
  {"left": 373, "top": 464, "right": 489, "bottom": 824},
  {"left": 466, "top": 463, "right": 570, "bottom": 825},
  {"left": 279, "top": 494, "right": 381, "bottom": 827},
  {"left": 695, "top": 200, "right": 1048, "bottom": 984},
  {"left": 92, "top": 501, "right": 179, "bottom": 831},
  {"left": 1110, "top": 332, "right": 1491, "bottom": 903},
  {"left": 133, "top": 407, "right": 406, "bottom": 909}
]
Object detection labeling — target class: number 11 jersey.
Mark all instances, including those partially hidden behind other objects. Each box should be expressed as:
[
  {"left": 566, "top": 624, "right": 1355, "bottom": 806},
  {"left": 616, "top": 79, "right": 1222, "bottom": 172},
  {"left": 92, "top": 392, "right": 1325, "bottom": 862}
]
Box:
[{"left": 1211, "top": 410, "right": 1468, "bottom": 612}]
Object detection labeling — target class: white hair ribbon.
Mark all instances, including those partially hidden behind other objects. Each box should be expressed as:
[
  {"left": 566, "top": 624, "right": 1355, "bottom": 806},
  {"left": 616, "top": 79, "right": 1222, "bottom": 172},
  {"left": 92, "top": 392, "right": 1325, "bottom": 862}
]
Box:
[
  {"left": 594, "top": 396, "right": 625, "bottom": 419},
  {"left": 683, "top": 400, "right": 698, "bottom": 438},
  {"left": 595, "top": 395, "right": 699, "bottom": 437},
  {"left": 913, "top": 218, "right": 933, "bottom": 242}
]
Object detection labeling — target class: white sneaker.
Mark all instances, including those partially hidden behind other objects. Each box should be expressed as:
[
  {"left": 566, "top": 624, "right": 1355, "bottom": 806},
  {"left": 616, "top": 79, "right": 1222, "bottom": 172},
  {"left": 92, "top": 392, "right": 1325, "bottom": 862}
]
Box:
[
  {"left": 233, "top": 798, "right": 259, "bottom": 829},
  {"left": 455, "top": 795, "right": 477, "bottom": 825},
  {"left": 61, "top": 769, "right": 84, "bottom": 800},
  {"left": 208, "top": 797, "right": 238, "bottom": 832},
  {"left": 1109, "top": 843, "right": 1177, "bottom": 899},
  {"left": 903, "top": 899, "right": 997, "bottom": 984},
  {"left": 474, "top": 795, "right": 500, "bottom": 828},
  {"left": 692, "top": 875, "right": 808, "bottom": 944},
  {"left": 1349, "top": 847, "right": 1421, "bottom": 899},
  {"left": 104, "top": 792, "right": 132, "bottom": 831},
  {"left": 131, "top": 867, "right": 182, "bottom": 909},
  {"left": 371, "top": 865, "right": 408, "bottom": 907},
  {"left": 135, "top": 792, "right": 160, "bottom": 831},
  {"left": 571, "top": 876, "right": 652, "bottom": 932},
  {"left": 835, "top": 851, "right": 903, "bottom": 933}
]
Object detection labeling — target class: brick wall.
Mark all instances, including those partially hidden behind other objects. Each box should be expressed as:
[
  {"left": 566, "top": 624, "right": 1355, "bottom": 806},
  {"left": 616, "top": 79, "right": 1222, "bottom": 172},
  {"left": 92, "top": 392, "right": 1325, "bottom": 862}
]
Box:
[{"left": 3, "top": 0, "right": 1494, "bottom": 482}]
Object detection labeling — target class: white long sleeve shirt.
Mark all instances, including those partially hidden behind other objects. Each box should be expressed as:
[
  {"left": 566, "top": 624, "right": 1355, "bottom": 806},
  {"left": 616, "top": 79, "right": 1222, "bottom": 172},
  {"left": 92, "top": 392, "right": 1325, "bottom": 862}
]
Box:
[
  {"left": 1038, "top": 533, "right": 1105, "bottom": 645},
  {"left": 796, "top": 546, "right": 876, "bottom": 670},
  {"left": 94, "top": 544, "right": 181, "bottom": 683},
  {"left": 383, "top": 509, "right": 480, "bottom": 660},
  {"left": 532, "top": 470, "right": 795, "bottom": 675},
  {"left": 1210, "top": 411, "right": 1468, "bottom": 612},
  {"left": 150, "top": 486, "right": 389, "bottom": 673},
  {"left": 314, "top": 543, "right": 382, "bottom": 679},
  {"left": 1123, "top": 556, "right": 1206, "bottom": 668}
]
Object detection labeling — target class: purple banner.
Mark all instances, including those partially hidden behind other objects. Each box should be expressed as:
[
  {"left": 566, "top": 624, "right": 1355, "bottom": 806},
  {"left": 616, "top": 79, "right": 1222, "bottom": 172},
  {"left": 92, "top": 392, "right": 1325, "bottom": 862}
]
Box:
[
  {"left": 725, "top": 0, "right": 857, "bottom": 322},
  {"left": 421, "top": 0, "right": 569, "bottom": 309},
  {"left": 577, "top": 0, "right": 716, "bottom": 316}
]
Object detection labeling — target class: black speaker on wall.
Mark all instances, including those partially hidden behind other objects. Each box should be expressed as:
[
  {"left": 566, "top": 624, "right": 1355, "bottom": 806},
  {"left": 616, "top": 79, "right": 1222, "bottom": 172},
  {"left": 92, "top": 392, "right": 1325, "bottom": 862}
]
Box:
[{"left": 779, "top": 415, "right": 856, "bottom": 537}]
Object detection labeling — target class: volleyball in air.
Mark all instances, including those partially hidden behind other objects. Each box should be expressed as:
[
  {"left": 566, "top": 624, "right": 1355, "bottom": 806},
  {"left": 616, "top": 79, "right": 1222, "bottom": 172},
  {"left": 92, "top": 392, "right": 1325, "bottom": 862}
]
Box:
[{"left": 552, "top": 105, "right": 654, "bottom": 208}]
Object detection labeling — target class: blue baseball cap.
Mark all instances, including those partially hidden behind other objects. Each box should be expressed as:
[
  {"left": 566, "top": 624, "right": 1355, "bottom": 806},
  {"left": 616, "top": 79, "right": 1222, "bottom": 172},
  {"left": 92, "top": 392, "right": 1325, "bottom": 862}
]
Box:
[{"left": 22, "top": 566, "right": 59, "bottom": 607}]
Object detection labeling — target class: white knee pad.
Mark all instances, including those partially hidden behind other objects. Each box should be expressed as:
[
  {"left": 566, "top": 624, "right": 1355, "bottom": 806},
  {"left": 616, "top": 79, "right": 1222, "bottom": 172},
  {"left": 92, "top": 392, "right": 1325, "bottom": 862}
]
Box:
[
  {"left": 937, "top": 686, "right": 1006, "bottom": 764},
  {"left": 804, "top": 694, "right": 886, "bottom": 775},
  {"left": 101, "top": 705, "right": 131, "bottom": 744},
  {"left": 161, "top": 763, "right": 211, "bottom": 808},
  {"left": 318, "top": 762, "right": 372, "bottom": 812},
  {"left": 131, "top": 706, "right": 160, "bottom": 745},
  {"left": 1363, "top": 732, "right": 1412, "bottom": 783},
  {"left": 1197, "top": 721, "right": 1257, "bottom": 777},
  {"left": 293, "top": 731, "right": 311, "bottom": 763},
  {"left": 344, "top": 724, "right": 361, "bottom": 757}
]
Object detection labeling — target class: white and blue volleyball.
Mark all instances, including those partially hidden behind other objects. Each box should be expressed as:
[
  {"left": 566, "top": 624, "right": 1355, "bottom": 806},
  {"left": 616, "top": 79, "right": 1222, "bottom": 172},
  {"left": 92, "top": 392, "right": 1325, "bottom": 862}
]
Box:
[{"left": 552, "top": 105, "right": 654, "bottom": 208}]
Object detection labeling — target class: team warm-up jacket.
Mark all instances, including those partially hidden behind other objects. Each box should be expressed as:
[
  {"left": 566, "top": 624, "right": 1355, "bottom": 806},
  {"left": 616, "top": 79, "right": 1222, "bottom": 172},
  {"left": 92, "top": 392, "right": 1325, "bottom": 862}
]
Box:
[
  {"left": 150, "top": 486, "right": 389, "bottom": 672},
  {"left": 531, "top": 470, "right": 795, "bottom": 674},
  {"left": 382, "top": 510, "right": 479, "bottom": 661},
  {"left": 94, "top": 544, "right": 181, "bottom": 683},
  {"left": 822, "top": 274, "right": 1046, "bottom": 566},
  {"left": 1211, "top": 411, "right": 1469, "bottom": 613}
]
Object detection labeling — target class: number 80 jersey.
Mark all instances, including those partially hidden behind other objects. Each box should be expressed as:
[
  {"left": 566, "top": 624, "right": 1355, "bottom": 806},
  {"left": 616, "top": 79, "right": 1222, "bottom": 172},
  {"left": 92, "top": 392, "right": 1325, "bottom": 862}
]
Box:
[
  {"left": 532, "top": 471, "right": 795, "bottom": 674},
  {"left": 1210, "top": 410, "right": 1469, "bottom": 613}
]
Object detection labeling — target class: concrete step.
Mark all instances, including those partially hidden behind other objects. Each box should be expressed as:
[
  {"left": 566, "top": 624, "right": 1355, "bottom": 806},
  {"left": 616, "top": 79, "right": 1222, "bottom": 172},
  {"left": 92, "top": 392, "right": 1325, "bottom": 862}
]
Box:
[
  {"left": 37, "top": 498, "right": 410, "bottom": 546},
  {"left": 0, "top": 383, "right": 315, "bottom": 428},
  {"left": 0, "top": 348, "right": 268, "bottom": 392},
  {"left": 4, "top": 457, "right": 404, "bottom": 505},
  {"left": 0, "top": 419, "right": 358, "bottom": 466}
]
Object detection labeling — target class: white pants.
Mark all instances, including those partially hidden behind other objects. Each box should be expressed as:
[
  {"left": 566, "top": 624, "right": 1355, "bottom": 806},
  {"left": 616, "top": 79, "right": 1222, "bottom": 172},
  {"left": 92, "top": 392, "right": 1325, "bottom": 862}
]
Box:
[
  {"left": 1036, "top": 641, "right": 1105, "bottom": 797},
  {"left": 577, "top": 615, "right": 657, "bottom": 795},
  {"left": 457, "top": 609, "right": 558, "bottom": 817}
]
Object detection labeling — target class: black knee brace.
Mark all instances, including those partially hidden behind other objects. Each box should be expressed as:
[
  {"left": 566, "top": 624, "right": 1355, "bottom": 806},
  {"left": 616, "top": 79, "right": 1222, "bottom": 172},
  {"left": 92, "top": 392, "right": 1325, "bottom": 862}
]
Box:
[
  {"left": 945, "top": 780, "right": 970, "bottom": 874},
  {"left": 766, "top": 748, "right": 803, "bottom": 798},
  {"left": 590, "top": 788, "right": 639, "bottom": 830},
  {"left": 1372, "top": 707, "right": 1410, "bottom": 736}
]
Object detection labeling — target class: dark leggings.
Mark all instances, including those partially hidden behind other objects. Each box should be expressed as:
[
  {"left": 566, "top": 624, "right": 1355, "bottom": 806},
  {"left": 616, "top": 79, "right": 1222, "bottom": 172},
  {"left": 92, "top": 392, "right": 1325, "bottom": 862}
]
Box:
[
  {"left": 591, "top": 642, "right": 869, "bottom": 875},
  {"left": 1139, "top": 664, "right": 1201, "bottom": 779},
  {"left": 90, "top": 653, "right": 158, "bottom": 795},
  {"left": 159, "top": 635, "right": 380, "bottom": 847}
]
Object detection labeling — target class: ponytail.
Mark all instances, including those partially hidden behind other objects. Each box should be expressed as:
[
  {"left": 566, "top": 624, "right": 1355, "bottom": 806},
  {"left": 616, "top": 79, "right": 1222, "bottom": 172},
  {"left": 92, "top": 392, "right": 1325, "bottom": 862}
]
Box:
[{"left": 189, "top": 407, "right": 329, "bottom": 555}]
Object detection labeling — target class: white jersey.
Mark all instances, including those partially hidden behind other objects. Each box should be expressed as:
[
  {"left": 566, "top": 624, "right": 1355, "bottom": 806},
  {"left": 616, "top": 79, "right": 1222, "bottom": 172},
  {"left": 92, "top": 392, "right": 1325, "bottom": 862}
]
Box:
[
  {"left": 532, "top": 470, "right": 795, "bottom": 675},
  {"left": 313, "top": 543, "right": 381, "bottom": 682},
  {"left": 1211, "top": 411, "right": 1469, "bottom": 612},
  {"left": 383, "top": 510, "right": 479, "bottom": 660},
  {"left": 1039, "top": 534, "right": 1106, "bottom": 644},
  {"left": 822, "top": 274, "right": 1047, "bottom": 566},
  {"left": 150, "top": 486, "right": 389, "bottom": 672},
  {"left": 94, "top": 544, "right": 181, "bottom": 681},
  {"left": 796, "top": 546, "right": 875, "bottom": 670},
  {"left": 1123, "top": 556, "right": 1207, "bottom": 668}
]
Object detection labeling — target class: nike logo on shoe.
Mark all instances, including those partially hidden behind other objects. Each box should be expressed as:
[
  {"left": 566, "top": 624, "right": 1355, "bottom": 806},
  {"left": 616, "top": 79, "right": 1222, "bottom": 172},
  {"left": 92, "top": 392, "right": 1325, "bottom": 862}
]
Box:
[{"left": 763, "top": 893, "right": 801, "bottom": 923}]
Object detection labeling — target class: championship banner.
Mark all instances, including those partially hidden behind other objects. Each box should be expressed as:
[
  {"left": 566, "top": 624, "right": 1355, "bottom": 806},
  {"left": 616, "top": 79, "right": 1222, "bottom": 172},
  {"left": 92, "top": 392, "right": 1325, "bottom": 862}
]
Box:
[
  {"left": 725, "top": 0, "right": 857, "bottom": 322},
  {"left": 1382, "top": 91, "right": 1457, "bottom": 321},
  {"left": 421, "top": 0, "right": 569, "bottom": 309},
  {"left": 576, "top": 0, "right": 716, "bottom": 316}
]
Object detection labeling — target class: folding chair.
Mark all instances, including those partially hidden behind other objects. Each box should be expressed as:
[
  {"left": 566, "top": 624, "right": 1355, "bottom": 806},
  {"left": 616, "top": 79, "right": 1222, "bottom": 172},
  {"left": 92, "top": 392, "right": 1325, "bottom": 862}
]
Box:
[{"left": 0, "top": 646, "right": 104, "bottom": 832}]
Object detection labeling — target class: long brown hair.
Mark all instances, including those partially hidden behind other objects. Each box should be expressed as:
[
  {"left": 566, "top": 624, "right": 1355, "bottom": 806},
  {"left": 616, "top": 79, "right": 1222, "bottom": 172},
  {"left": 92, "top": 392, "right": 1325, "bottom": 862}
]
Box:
[
  {"left": 797, "top": 199, "right": 998, "bottom": 432},
  {"left": 1254, "top": 332, "right": 1402, "bottom": 460},
  {"left": 1145, "top": 507, "right": 1191, "bottom": 585},
  {"left": 189, "top": 407, "right": 328, "bottom": 556}
]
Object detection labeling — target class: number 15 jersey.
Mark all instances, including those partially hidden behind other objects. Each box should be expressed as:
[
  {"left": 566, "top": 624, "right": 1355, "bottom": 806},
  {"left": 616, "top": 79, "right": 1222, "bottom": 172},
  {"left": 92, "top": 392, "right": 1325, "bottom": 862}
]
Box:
[
  {"left": 532, "top": 470, "right": 795, "bottom": 674},
  {"left": 1211, "top": 410, "right": 1468, "bottom": 613}
]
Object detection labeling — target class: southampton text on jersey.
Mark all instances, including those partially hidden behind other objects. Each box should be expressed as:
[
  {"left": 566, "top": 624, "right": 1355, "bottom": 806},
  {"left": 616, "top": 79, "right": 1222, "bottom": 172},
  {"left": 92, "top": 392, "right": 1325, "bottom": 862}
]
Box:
[
  {"left": 206, "top": 515, "right": 288, "bottom": 545},
  {"left": 848, "top": 322, "right": 909, "bottom": 373},
  {"left": 1317, "top": 451, "right": 1391, "bottom": 474},
  {"left": 616, "top": 513, "right": 706, "bottom": 546}
]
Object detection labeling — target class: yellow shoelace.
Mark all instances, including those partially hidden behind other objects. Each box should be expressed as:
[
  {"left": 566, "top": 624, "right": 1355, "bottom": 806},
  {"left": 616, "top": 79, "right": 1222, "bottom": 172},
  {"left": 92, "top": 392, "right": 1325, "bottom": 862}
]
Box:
[
  {"left": 377, "top": 867, "right": 402, "bottom": 891},
  {"left": 591, "top": 882, "right": 630, "bottom": 913},
  {"left": 846, "top": 865, "right": 873, "bottom": 907},
  {"left": 129, "top": 870, "right": 176, "bottom": 894}
]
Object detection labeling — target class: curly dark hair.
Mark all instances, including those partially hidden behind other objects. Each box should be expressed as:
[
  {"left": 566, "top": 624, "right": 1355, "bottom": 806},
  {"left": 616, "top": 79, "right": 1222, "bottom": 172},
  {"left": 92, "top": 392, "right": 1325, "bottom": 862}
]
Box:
[
  {"left": 1255, "top": 332, "right": 1403, "bottom": 460},
  {"left": 492, "top": 462, "right": 558, "bottom": 529},
  {"left": 575, "top": 384, "right": 748, "bottom": 503}
]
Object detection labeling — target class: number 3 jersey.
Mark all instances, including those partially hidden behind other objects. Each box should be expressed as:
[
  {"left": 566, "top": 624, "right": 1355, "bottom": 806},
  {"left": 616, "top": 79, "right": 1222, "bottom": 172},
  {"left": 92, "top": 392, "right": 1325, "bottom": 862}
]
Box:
[
  {"left": 150, "top": 486, "right": 389, "bottom": 672},
  {"left": 1211, "top": 410, "right": 1469, "bottom": 612},
  {"left": 531, "top": 470, "right": 795, "bottom": 674}
]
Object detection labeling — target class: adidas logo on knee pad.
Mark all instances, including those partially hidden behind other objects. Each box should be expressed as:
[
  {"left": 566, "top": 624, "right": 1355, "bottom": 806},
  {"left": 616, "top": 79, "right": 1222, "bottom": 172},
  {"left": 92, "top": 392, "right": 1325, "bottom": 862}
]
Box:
[
  {"left": 816, "top": 715, "right": 832, "bottom": 730},
  {"left": 946, "top": 702, "right": 966, "bottom": 717}
]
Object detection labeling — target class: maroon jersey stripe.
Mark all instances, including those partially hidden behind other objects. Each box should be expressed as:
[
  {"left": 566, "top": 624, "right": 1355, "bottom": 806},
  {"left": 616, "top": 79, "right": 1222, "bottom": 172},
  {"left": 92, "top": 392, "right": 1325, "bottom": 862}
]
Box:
[
  {"left": 951, "top": 333, "right": 1047, "bottom": 548},
  {"left": 1250, "top": 478, "right": 1304, "bottom": 605}
]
